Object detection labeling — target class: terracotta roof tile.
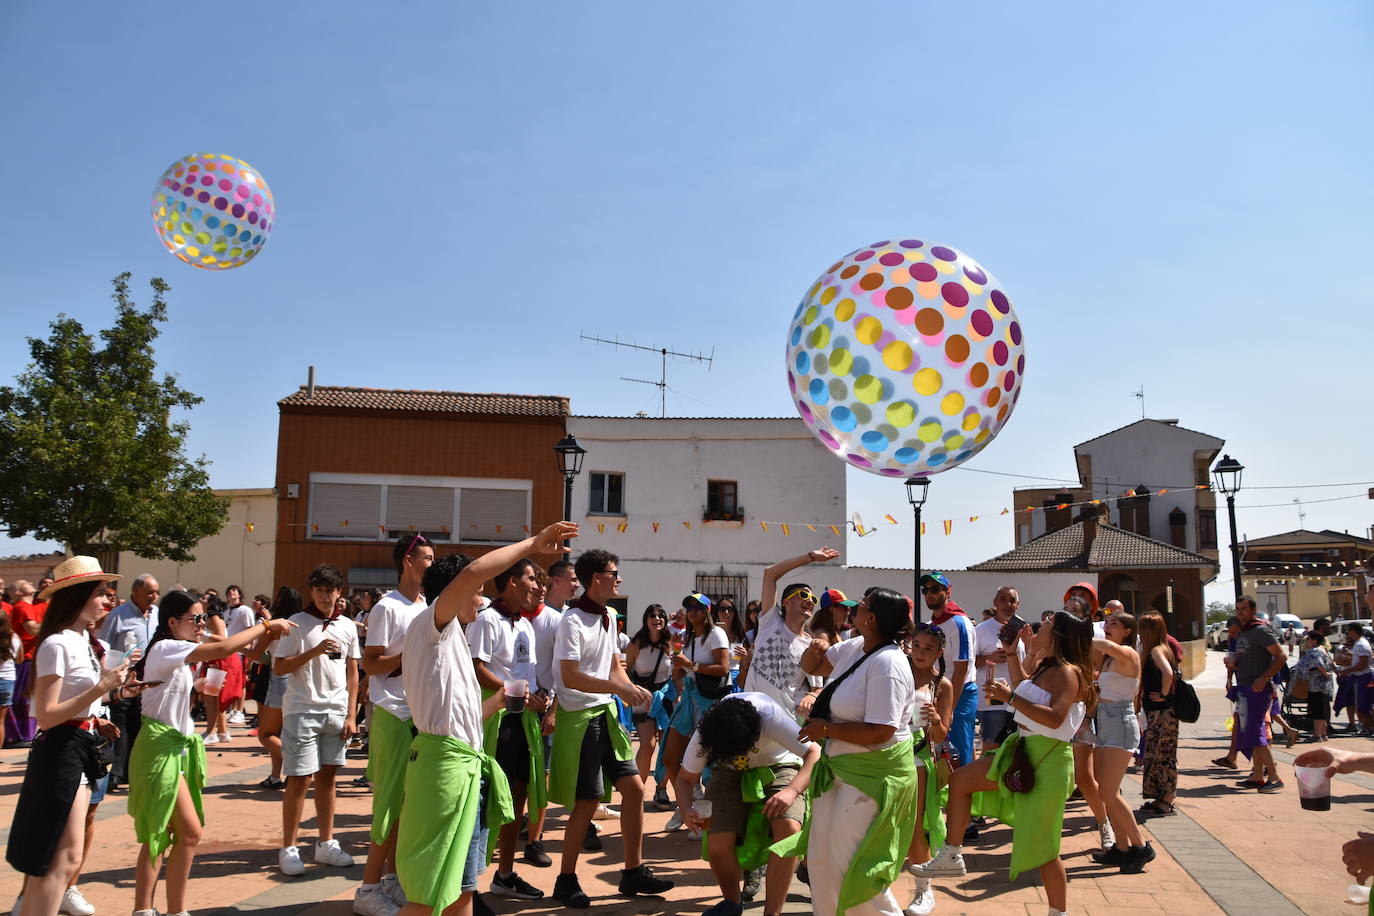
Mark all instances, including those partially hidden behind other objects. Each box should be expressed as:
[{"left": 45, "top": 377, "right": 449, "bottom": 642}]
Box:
[
  {"left": 278, "top": 386, "right": 569, "bottom": 417},
  {"left": 969, "top": 521, "right": 1217, "bottom": 572},
  {"left": 1243, "top": 528, "right": 1374, "bottom": 548}
]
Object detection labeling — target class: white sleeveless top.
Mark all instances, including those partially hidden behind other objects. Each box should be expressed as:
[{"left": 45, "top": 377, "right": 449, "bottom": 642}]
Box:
[
  {"left": 1012, "top": 680, "right": 1085, "bottom": 742},
  {"left": 1097, "top": 667, "right": 1139, "bottom": 702}
]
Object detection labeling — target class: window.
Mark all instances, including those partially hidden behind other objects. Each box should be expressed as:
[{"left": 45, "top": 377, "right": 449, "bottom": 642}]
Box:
[
  {"left": 589, "top": 472, "right": 625, "bottom": 515},
  {"left": 386, "top": 486, "right": 454, "bottom": 541},
  {"left": 460, "top": 487, "right": 528, "bottom": 544},
  {"left": 706, "top": 480, "right": 739, "bottom": 520},
  {"left": 1198, "top": 508, "right": 1217, "bottom": 549},
  {"left": 310, "top": 483, "right": 382, "bottom": 538},
  {"left": 1169, "top": 508, "right": 1187, "bottom": 549},
  {"left": 307, "top": 473, "right": 530, "bottom": 544},
  {"left": 696, "top": 572, "right": 748, "bottom": 606}
]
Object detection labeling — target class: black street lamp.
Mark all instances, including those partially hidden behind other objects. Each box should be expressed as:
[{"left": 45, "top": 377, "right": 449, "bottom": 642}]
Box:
[
  {"left": 553, "top": 434, "right": 586, "bottom": 551},
  {"left": 1213, "top": 454, "right": 1245, "bottom": 602},
  {"left": 905, "top": 476, "right": 931, "bottom": 620}
]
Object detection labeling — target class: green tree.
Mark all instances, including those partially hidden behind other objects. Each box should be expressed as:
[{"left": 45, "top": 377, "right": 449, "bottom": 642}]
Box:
[
  {"left": 1206, "top": 601, "right": 1235, "bottom": 624},
  {"left": 0, "top": 273, "right": 228, "bottom": 561}
]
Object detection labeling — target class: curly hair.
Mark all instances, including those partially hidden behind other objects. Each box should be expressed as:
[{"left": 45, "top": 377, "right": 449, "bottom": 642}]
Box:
[{"left": 694, "top": 697, "right": 763, "bottom": 769}]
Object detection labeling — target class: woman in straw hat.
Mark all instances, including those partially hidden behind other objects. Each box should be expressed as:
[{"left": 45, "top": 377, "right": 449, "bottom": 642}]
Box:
[{"left": 5, "top": 557, "right": 136, "bottom": 916}]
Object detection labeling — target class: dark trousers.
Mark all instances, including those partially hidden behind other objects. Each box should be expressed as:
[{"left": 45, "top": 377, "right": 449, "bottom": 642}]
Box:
[{"left": 106, "top": 694, "right": 142, "bottom": 787}]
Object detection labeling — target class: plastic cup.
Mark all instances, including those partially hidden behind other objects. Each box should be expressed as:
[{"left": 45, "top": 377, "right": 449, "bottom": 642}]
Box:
[
  {"left": 692, "top": 799, "right": 712, "bottom": 819},
  {"left": 203, "top": 667, "right": 226, "bottom": 697},
  {"left": 504, "top": 679, "right": 528, "bottom": 713},
  {"left": 1294, "top": 764, "right": 1331, "bottom": 811},
  {"left": 103, "top": 649, "right": 126, "bottom": 670},
  {"left": 912, "top": 687, "right": 932, "bottom": 728}
]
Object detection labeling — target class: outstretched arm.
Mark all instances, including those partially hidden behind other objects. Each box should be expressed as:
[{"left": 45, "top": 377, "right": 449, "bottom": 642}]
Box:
[
  {"left": 433, "top": 522, "right": 577, "bottom": 629},
  {"left": 761, "top": 547, "right": 838, "bottom": 611}
]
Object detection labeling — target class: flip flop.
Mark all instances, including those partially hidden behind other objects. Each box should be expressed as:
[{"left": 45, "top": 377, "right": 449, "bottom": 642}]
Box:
[{"left": 1211, "top": 756, "right": 1238, "bottom": 769}]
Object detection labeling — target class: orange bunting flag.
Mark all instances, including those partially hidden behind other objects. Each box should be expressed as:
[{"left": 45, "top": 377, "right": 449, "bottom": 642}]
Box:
[
  {"left": 342, "top": 520, "right": 349, "bottom": 527},
  {"left": 495, "top": 525, "right": 503, "bottom": 533},
  {"left": 807, "top": 524, "right": 817, "bottom": 532},
  {"left": 441, "top": 525, "right": 450, "bottom": 535},
  {"left": 1195, "top": 485, "right": 1208, "bottom": 490},
  {"left": 760, "top": 521, "right": 769, "bottom": 533},
  {"left": 1024, "top": 506, "right": 1036, "bottom": 513},
  {"left": 1124, "top": 489, "right": 1136, "bottom": 497},
  {"left": 884, "top": 514, "right": 898, "bottom": 525},
  {"left": 781, "top": 523, "right": 791, "bottom": 536},
  {"left": 408, "top": 524, "right": 417, "bottom": 530},
  {"left": 829, "top": 524, "right": 840, "bottom": 535},
  {"left": 969, "top": 516, "right": 979, "bottom": 523},
  {"left": 244, "top": 522, "right": 254, "bottom": 532},
  {"left": 597, "top": 523, "right": 605, "bottom": 534},
  {"left": 617, "top": 522, "right": 628, "bottom": 533},
  {"left": 652, "top": 522, "right": 660, "bottom": 533},
  {"left": 1090, "top": 499, "right": 1102, "bottom": 505},
  {"left": 943, "top": 520, "right": 954, "bottom": 535},
  {"left": 1158, "top": 488, "right": 1169, "bottom": 495},
  {"left": 920, "top": 522, "right": 926, "bottom": 536},
  {"left": 1056, "top": 503, "right": 1069, "bottom": 510},
  {"left": 311, "top": 523, "right": 319, "bottom": 533},
  {"left": 522, "top": 525, "right": 530, "bottom": 535},
  {"left": 683, "top": 521, "right": 691, "bottom": 530}
]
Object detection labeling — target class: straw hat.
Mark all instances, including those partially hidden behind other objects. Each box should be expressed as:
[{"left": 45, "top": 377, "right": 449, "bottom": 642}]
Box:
[{"left": 38, "top": 556, "right": 120, "bottom": 601}]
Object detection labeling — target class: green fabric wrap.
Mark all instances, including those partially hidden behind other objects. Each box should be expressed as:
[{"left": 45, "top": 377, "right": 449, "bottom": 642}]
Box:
[
  {"left": 480, "top": 689, "right": 548, "bottom": 814},
  {"left": 699, "top": 764, "right": 784, "bottom": 869},
  {"left": 914, "top": 736, "right": 948, "bottom": 851},
  {"left": 367, "top": 706, "right": 417, "bottom": 844},
  {"left": 397, "top": 733, "right": 513, "bottom": 915},
  {"left": 972, "top": 732, "right": 1073, "bottom": 879},
  {"left": 773, "top": 737, "right": 918, "bottom": 916},
  {"left": 127, "top": 716, "right": 206, "bottom": 861},
  {"left": 548, "top": 703, "right": 632, "bottom": 806}
]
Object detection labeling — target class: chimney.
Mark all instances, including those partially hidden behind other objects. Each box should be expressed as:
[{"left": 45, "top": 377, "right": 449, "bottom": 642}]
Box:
[
  {"left": 1083, "top": 515, "right": 1098, "bottom": 555},
  {"left": 307, "top": 366, "right": 316, "bottom": 399}
]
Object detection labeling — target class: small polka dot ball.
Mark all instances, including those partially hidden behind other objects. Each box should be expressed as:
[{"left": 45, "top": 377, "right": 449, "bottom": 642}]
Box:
[
  {"left": 786, "top": 239, "right": 1026, "bottom": 478},
  {"left": 151, "top": 153, "right": 274, "bottom": 269}
]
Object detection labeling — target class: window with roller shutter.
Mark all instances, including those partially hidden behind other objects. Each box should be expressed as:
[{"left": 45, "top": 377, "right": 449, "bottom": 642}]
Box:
[
  {"left": 385, "top": 486, "right": 455, "bottom": 541},
  {"left": 309, "top": 483, "right": 382, "bottom": 539},
  {"left": 460, "top": 488, "right": 529, "bottom": 544},
  {"left": 307, "top": 474, "right": 530, "bottom": 544}
]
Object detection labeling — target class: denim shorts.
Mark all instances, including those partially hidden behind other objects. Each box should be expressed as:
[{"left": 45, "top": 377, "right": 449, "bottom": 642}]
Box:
[
  {"left": 1093, "top": 699, "right": 1141, "bottom": 751},
  {"left": 0, "top": 678, "right": 13, "bottom": 707},
  {"left": 264, "top": 673, "right": 289, "bottom": 708},
  {"left": 88, "top": 772, "right": 109, "bottom": 806},
  {"left": 461, "top": 781, "right": 490, "bottom": 892}
]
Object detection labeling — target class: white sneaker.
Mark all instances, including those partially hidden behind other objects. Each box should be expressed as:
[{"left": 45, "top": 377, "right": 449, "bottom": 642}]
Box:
[
  {"left": 687, "top": 827, "right": 701, "bottom": 841},
  {"left": 315, "top": 838, "right": 355, "bottom": 867},
  {"left": 59, "top": 887, "right": 95, "bottom": 916},
  {"left": 907, "top": 846, "right": 966, "bottom": 877},
  {"left": 352, "top": 886, "right": 400, "bottom": 916},
  {"left": 279, "top": 845, "right": 306, "bottom": 876},
  {"left": 217, "top": 732, "right": 232, "bottom": 743},
  {"left": 202, "top": 732, "right": 220, "bottom": 745},
  {"left": 665, "top": 810, "right": 684, "bottom": 831},
  {"left": 228, "top": 710, "right": 247, "bottom": 725},
  {"left": 1100, "top": 820, "right": 1115, "bottom": 851},
  {"left": 380, "top": 874, "right": 408, "bottom": 907},
  {"left": 905, "top": 885, "right": 936, "bottom": 916},
  {"left": 593, "top": 804, "right": 619, "bottom": 820}
]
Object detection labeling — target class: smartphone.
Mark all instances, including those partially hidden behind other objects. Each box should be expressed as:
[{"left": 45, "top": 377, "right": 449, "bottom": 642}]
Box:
[
  {"left": 998, "top": 615, "right": 1027, "bottom": 645},
  {"left": 139, "top": 680, "right": 165, "bottom": 688}
]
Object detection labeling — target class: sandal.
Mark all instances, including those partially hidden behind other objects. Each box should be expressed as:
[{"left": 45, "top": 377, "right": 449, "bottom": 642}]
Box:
[
  {"left": 1138, "top": 800, "right": 1177, "bottom": 817},
  {"left": 1211, "top": 756, "right": 1238, "bottom": 769}
]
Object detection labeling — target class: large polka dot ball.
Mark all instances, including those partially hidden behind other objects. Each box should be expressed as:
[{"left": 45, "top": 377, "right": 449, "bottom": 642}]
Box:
[
  {"left": 151, "top": 153, "right": 274, "bottom": 269},
  {"left": 786, "top": 239, "right": 1025, "bottom": 478}
]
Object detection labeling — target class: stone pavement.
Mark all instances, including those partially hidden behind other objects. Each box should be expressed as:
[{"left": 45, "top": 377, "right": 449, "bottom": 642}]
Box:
[{"left": 0, "top": 651, "right": 1365, "bottom": 915}]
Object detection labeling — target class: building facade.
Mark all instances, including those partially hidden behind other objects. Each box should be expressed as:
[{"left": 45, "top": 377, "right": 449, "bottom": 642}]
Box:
[
  {"left": 274, "top": 386, "right": 570, "bottom": 594},
  {"left": 1240, "top": 529, "right": 1374, "bottom": 620},
  {"left": 565, "top": 416, "right": 845, "bottom": 630}
]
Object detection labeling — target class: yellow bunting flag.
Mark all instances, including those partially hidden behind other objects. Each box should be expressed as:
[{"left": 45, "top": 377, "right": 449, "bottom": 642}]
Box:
[
  {"left": 943, "top": 520, "right": 953, "bottom": 535},
  {"left": 856, "top": 524, "right": 866, "bottom": 536},
  {"left": 760, "top": 521, "right": 769, "bottom": 533},
  {"left": 781, "top": 523, "right": 791, "bottom": 536},
  {"left": 683, "top": 521, "right": 691, "bottom": 530},
  {"left": 617, "top": 522, "right": 628, "bottom": 533},
  {"left": 920, "top": 522, "right": 926, "bottom": 536},
  {"left": 969, "top": 516, "right": 979, "bottom": 523},
  {"left": 829, "top": 524, "right": 841, "bottom": 535},
  {"left": 311, "top": 523, "right": 319, "bottom": 533},
  {"left": 244, "top": 522, "right": 254, "bottom": 532},
  {"left": 884, "top": 514, "right": 898, "bottom": 525},
  {"left": 652, "top": 522, "right": 660, "bottom": 533},
  {"left": 597, "top": 523, "right": 605, "bottom": 534},
  {"left": 1000, "top": 508, "right": 1009, "bottom": 515},
  {"left": 342, "top": 520, "right": 349, "bottom": 527},
  {"left": 807, "top": 524, "right": 817, "bottom": 532}
]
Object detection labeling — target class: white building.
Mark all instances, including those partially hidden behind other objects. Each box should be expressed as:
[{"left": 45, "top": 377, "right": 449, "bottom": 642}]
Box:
[{"left": 566, "top": 416, "right": 845, "bottom": 630}]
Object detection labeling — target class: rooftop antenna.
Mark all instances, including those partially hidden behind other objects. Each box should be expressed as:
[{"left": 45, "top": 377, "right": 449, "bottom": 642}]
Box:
[
  {"left": 581, "top": 334, "right": 714, "bottom": 417},
  {"left": 1133, "top": 386, "right": 1145, "bottom": 419},
  {"left": 1294, "top": 498, "right": 1307, "bottom": 528}
]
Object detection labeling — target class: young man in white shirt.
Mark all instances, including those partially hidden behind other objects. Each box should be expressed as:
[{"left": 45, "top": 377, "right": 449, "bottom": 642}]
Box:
[
  {"left": 396, "top": 522, "right": 576, "bottom": 916},
  {"left": 739, "top": 547, "right": 839, "bottom": 722},
  {"left": 922, "top": 572, "right": 978, "bottom": 771},
  {"left": 223, "top": 585, "right": 256, "bottom": 726},
  {"left": 521, "top": 560, "right": 577, "bottom": 864},
  {"left": 353, "top": 535, "right": 434, "bottom": 916},
  {"left": 273, "top": 564, "right": 362, "bottom": 877},
  {"left": 549, "top": 548, "right": 673, "bottom": 908},
  {"left": 972, "top": 586, "right": 1026, "bottom": 754},
  {"left": 468, "top": 560, "right": 549, "bottom": 901}
]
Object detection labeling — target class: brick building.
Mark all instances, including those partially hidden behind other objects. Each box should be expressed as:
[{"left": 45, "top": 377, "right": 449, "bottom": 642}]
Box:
[
  {"left": 1240, "top": 529, "right": 1374, "bottom": 620},
  {"left": 273, "top": 386, "right": 570, "bottom": 594}
]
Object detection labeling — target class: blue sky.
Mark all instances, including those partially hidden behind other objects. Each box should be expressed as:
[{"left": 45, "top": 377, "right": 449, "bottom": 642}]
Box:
[{"left": 1, "top": 2, "right": 1371, "bottom": 601}]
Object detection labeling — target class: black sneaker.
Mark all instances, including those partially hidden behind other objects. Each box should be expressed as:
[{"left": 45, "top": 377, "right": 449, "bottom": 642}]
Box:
[
  {"left": 653, "top": 786, "right": 674, "bottom": 810},
  {"left": 474, "top": 891, "right": 495, "bottom": 916},
  {"left": 962, "top": 822, "right": 982, "bottom": 844},
  {"left": 1259, "top": 778, "right": 1284, "bottom": 794},
  {"left": 1091, "top": 845, "right": 1132, "bottom": 866},
  {"left": 553, "top": 873, "right": 589, "bottom": 909},
  {"left": 1120, "top": 842, "right": 1156, "bottom": 874},
  {"left": 742, "top": 866, "right": 764, "bottom": 901},
  {"left": 523, "top": 840, "right": 552, "bottom": 867},
  {"left": 618, "top": 864, "right": 673, "bottom": 896},
  {"left": 701, "top": 901, "right": 744, "bottom": 916},
  {"left": 491, "top": 870, "right": 544, "bottom": 900},
  {"left": 582, "top": 822, "right": 603, "bottom": 851},
  {"left": 796, "top": 862, "right": 810, "bottom": 885}
]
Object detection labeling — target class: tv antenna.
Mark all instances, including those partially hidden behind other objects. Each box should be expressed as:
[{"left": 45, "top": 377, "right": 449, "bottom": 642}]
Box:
[
  {"left": 581, "top": 335, "right": 714, "bottom": 417},
  {"left": 1294, "top": 497, "right": 1307, "bottom": 528},
  {"left": 1133, "top": 386, "right": 1145, "bottom": 419}
]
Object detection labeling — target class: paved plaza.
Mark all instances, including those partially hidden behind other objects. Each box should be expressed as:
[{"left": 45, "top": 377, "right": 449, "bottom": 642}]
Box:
[{"left": 0, "top": 651, "right": 1363, "bottom": 915}]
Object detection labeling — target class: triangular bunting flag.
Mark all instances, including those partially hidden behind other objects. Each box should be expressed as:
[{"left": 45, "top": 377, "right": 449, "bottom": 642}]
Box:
[
  {"left": 829, "top": 524, "right": 840, "bottom": 535},
  {"left": 522, "top": 525, "right": 530, "bottom": 534},
  {"left": 969, "top": 516, "right": 979, "bottom": 523},
  {"left": 920, "top": 522, "right": 926, "bottom": 535},
  {"left": 683, "top": 521, "right": 691, "bottom": 530},
  {"left": 760, "top": 521, "right": 769, "bottom": 533},
  {"left": 943, "top": 520, "right": 953, "bottom": 535},
  {"left": 244, "top": 522, "right": 254, "bottom": 532},
  {"left": 807, "top": 524, "right": 817, "bottom": 532},
  {"left": 884, "top": 514, "right": 898, "bottom": 525},
  {"left": 1000, "top": 508, "right": 1009, "bottom": 515},
  {"left": 495, "top": 525, "right": 503, "bottom": 533},
  {"left": 652, "top": 522, "right": 660, "bottom": 533},
  {"left": 617, "top": 522, "right": 628, "bottom": 533},
  {"left": 597, "top": 523, "right": 605, "bottom": 534},
  {"left": 781, "top": 523, "right": 791, "bottom": 536},
  {"left": 311, "top": 523, "right": 319, "bottom": 533}
]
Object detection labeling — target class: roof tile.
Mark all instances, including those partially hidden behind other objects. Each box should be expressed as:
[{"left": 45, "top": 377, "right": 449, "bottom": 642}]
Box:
[
  {"left": 278, "top": 386, "right": 569, "bottom": 417},
  {"left": 969, "top": 520, "right": 1217, "bottom": 572}
]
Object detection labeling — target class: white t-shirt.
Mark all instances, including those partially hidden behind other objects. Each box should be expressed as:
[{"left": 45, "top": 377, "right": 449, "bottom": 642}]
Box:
[
  {"left": 632, "top": 641, "right": 671, "bottom": 682},
  {"left": 468, "top": 607, "right": 537, "bottom": 686},
  {"left": 0, "top": 633, "right": 20, "bottom": 680},
  {"left": 35, "top": 629, "right": 103, "bottom": 718},
  {"left": 553, "top": 602, "right": 616, "bottom": 711},
  {"left": 821, "top": 639, "right": 915, "bottom": 754},
  {"left": 225, "top": 603, "right": 256, "bottom": 639},
  {"left": 685, "top": 627, "right": 729, "bottom": 666},
  {"left": 1343, "top": 638, "right": 1373, "bottom": 673},
  {"left": 141, "top": 639, "right": 199, "bottom": 734},
  {"left": 746, "top": 608, "right": 813, "bottom": 715},
  {"left": 365, "top": 589, "right": 428, "bottom": 719},
  {"left": 402, "top": 605, "right": 484, "bottom": 746},
  {"left": 526, "top": 606, "right": 563, "bottom": 694},
  {"left": 682, "top": 691, "right": 815, "bottom": 774},
  {"left": 272, "top": 612, "right": 362, "bottom": 717},
  {"left": 973, "top": 618, "right": 1028, "bottom": 712},
  {"left": 936, "top": 613, "right": 978, "bottom": 691}
]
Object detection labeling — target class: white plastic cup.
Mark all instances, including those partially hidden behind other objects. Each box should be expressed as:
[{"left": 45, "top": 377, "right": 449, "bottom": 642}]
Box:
[
  {"left": 692, "top": 799, "right": 712, "bottom": 819},
  {"left": 1294, "top": 764, "right": 1331, "bottom": 811},
  {"left": 504, "top": 679, "right": 528, "bottom": 713},
  {"left": 103, "top": 649, "right": 126, "bottom": 670},
  {"left": 912, "top": 686, "right": 932, "bottom": 728},
  {"left": 203, "top": 667, "right": 226, "bottom": 697},
  {"left": 1347, "top": 884, "right": 1370, "bottom": 904}
]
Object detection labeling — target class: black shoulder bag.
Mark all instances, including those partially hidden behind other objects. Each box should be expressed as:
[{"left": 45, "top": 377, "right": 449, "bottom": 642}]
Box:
[
  {"left": 629, "top": 642, "right": 667, "bottom": 690},
  {"left": 689, "top": 633, "right": 731, "bottom": 700}
]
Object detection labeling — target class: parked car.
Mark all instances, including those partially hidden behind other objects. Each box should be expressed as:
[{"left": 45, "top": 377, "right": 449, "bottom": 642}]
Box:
[
  {"left": 1206, "top": 621, "right": 1231, "bottom": 651},
  {"left": 1274, "top": 613, "right": 1307, "bottom": 641}
]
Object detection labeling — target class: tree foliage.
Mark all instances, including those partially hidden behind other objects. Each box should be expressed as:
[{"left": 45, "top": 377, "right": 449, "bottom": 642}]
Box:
[
  {"left": 0, "top": 273, "right": 228, "bottom": 561},
  {"left": 1206, "top": 601, "right": 1235, "bottom": 624}
]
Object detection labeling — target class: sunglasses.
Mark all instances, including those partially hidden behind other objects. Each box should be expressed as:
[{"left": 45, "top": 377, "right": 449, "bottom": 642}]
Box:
[
  {"left": 406, "top": 533, "right": 429, "bottom": 555},
  {"left": 920, "top": 586, "right": 945, "bottom": 594},
  {"left": 783, "top": 588, "right": 816, "bottom": 603},
  {"left": 599, "top": 569, "right": 623, "bottom": 579}
]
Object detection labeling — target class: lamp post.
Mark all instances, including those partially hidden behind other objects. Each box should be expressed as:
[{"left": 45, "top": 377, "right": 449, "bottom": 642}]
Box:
[
  {"left": 553, "top": 434, "right": 586, "bottom": 552},
  {"left": 905, "top": 476, "right": 931, "bottom": 620},
  {"left": 1213, "top": 454, "right": 1244, "bottom": 602}
]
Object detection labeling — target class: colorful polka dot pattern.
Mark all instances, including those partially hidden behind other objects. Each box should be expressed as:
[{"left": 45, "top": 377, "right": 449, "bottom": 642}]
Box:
[
  {"left": 785, "top": 239, "right": 1026, "bottom": 478},
  {"left": 151, "top": 153, "right": 274, "bottom": 270}
]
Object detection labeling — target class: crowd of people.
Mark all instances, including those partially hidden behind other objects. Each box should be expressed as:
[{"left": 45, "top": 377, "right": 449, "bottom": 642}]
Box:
[{"left": 0, "top": 535, "right": 1329, "bottom": 916}]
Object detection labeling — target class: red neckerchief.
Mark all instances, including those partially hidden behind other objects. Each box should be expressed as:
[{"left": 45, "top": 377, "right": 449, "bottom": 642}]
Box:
[
  {"left": 522, "top": 603, "right": 548, "bottom": 621},
  {"left": 304, "top": 606, "right": 342, "bottom": 627},
  {"left": 931, "top": 598, "right": 966, "bottom": 626},
  {"left": 570, "top": 594, "right": 611, "bottom": 631},
  {"left": 491, "top": 598, "right": 522, "bottom": 624},
  {"left": 87, "top": 631, "right": 106, "bottom": 664}
]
